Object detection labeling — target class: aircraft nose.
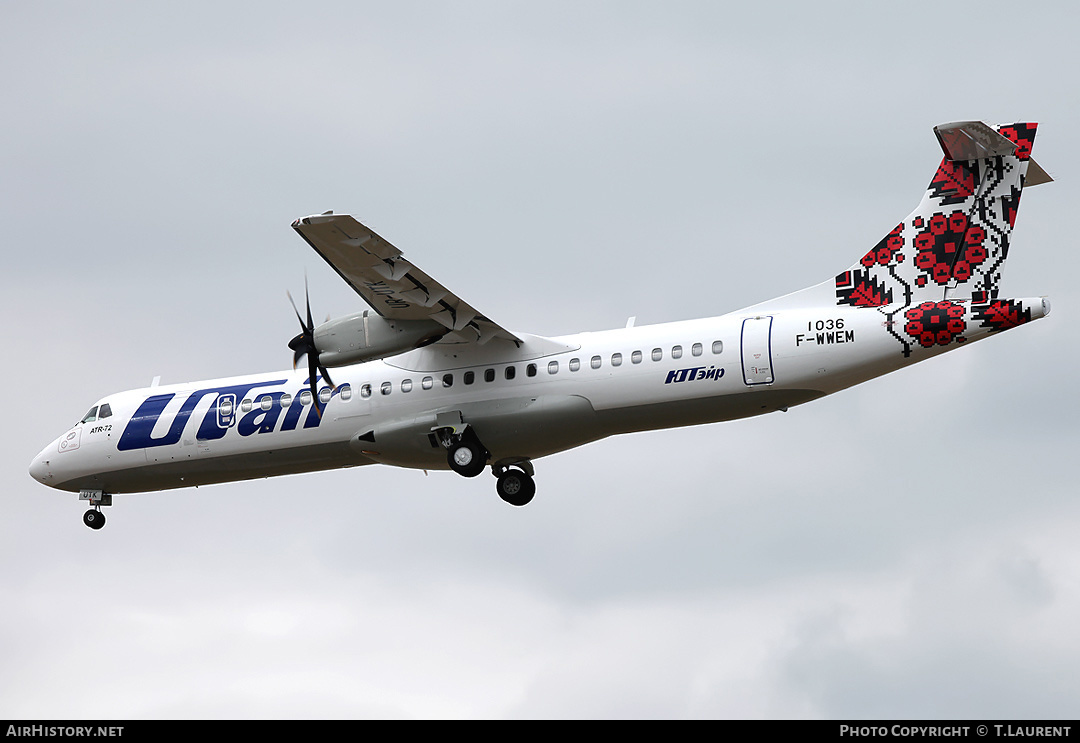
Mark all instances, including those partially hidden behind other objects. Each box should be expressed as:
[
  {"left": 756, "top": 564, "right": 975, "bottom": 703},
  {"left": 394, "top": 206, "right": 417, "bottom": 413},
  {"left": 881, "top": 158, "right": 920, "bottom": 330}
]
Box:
[{"left": 28, "top": 445, "right": 56, "bottom": 487}]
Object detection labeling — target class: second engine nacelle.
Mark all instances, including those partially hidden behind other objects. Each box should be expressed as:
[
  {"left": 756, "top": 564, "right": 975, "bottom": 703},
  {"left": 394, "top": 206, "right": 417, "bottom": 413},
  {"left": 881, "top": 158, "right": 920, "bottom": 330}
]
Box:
[{"left": 314, "top": 311, "right": 447, "bottom": 366}]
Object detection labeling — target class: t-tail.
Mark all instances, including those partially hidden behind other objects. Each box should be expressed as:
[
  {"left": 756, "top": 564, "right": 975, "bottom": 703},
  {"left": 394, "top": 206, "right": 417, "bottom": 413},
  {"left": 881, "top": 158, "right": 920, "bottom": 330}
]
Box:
[{"left": 749, "top": 121, "right": 1052, "bottom": 358}]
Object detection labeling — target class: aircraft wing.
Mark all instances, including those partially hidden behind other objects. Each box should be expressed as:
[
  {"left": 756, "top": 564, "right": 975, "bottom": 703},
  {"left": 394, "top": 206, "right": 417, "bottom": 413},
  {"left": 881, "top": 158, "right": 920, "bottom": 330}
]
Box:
[{"left": 292, "top": 213, "right": 520, "bottom": 345}]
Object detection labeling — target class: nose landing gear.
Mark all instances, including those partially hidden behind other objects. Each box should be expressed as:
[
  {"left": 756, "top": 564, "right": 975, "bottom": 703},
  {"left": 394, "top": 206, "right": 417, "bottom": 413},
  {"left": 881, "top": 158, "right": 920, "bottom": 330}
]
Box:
[
  {"left": 79, "top": 490, "right": 111, "bottom": 530},
  {"left": 83, "top": 508, "right": 105, "bottom": 530}
]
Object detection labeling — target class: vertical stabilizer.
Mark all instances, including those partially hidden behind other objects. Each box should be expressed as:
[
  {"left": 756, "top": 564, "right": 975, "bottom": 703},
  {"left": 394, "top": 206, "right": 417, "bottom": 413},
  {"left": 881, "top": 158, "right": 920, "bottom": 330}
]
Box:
[
  {"left": 743, "top": 120, "right": 1049, "bottom": 358},
  {"left": 835, "top": 121, "right": 1043, "bottom": 311}
]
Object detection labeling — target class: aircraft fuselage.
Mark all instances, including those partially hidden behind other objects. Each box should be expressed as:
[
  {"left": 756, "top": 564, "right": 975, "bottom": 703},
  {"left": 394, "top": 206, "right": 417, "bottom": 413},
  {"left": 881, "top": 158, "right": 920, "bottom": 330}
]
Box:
[{"left": 29, "top": 298, "right": 1046, "bottom": 496}]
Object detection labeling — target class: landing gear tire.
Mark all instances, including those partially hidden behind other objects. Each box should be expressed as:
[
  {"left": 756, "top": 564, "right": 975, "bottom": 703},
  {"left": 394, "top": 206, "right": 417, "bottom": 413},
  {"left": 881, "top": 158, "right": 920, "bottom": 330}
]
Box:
[
  {"left": 447, "top": 440, "right": 487, "bottom": 478},
  {"left": 83, "top": 509, "right": 105, "bottom": 530},
  {"left": 496, "top": 469, "right": 536, "bottom": 507}
]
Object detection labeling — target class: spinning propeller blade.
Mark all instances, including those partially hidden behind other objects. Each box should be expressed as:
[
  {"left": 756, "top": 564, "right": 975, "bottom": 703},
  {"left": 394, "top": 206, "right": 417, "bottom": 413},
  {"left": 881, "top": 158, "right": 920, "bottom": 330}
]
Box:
[{"left": 286, "top": 279, "right": 335, "bottom": 415}]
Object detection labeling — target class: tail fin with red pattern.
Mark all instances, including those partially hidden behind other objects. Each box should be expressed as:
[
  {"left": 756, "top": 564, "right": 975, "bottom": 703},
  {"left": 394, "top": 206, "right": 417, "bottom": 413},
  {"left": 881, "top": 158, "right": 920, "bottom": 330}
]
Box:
[
  {"left": 742, "top": 120, "right": 1051, "bottom": 359},
  {"left": 745, "top": 121, "right": 1051, "bottom": 321},
  {"left": 834, "top": 121, "right": 1049, "bottom": 311}
]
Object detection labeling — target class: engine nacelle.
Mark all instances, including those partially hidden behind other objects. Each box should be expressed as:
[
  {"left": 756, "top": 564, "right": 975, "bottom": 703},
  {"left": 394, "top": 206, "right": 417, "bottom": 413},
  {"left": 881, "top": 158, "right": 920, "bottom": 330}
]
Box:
[{"left": 314, "top": 311, "right": 446, "bottom": 366}]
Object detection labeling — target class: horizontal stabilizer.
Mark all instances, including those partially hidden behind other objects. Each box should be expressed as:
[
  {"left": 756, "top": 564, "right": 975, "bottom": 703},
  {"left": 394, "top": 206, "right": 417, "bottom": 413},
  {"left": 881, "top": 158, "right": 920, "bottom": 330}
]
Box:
[
  {"left": 1026, "top": 159, "right": 1053, "bottom": 186},
  {"left": 934, "top": 121, "right": 1018, "bottom": 161}
]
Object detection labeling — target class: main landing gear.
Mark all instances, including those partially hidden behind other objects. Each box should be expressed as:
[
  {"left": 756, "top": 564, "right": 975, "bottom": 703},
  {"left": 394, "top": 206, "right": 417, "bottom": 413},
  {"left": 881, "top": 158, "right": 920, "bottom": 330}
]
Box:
[
  {"left": 78, "top": 490, "right": 111, "bottom": 530},
  {"left": 446, "top": 436, "right": 487, "bottom": 478},
  {"left": 493, "top": 462, "right": 536, "bottom": 507},
  {"left": 434, "top": 419, "right": 536, "bottom": 507}
]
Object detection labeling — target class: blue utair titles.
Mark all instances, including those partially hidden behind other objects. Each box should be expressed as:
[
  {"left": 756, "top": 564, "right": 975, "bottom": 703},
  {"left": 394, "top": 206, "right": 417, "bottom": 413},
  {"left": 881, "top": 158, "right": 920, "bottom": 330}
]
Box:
[
  {"left": 117, "top": 378, "right": 349, "bottom": 451},
  {"left": 664, "top": 366, "right": 725, "bottom": 384}
]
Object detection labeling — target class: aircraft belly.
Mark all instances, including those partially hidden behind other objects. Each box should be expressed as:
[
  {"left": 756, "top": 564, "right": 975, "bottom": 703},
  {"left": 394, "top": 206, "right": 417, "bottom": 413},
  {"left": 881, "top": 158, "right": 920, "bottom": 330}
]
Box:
[
  {"left": 355, "top": 394, "right": 605, "bottom": 469},
  {"left": 595, "top": 388, "right": 824, "bottom": 435},
  {"left": 52, "top": 440, "right": 371, "bottom": 494},
  {"left": 469, "top": 394, "right": 605, "bottom": 462}
]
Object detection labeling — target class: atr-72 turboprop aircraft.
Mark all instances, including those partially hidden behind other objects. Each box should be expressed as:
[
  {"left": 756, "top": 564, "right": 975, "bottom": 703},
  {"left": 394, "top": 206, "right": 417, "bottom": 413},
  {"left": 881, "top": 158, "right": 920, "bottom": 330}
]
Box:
[{"left": 30, "top": 121, "right": 1052, "bottom": 529}]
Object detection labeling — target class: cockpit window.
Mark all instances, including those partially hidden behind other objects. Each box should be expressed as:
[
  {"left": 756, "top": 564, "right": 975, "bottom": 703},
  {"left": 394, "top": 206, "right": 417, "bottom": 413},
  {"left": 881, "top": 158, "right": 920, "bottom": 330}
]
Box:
[
  {"left": 98, "top": 403, "right": 113, "bottom": 419},
  {"left": 81, "top": 406, "right": 99, "bottom": 424}
]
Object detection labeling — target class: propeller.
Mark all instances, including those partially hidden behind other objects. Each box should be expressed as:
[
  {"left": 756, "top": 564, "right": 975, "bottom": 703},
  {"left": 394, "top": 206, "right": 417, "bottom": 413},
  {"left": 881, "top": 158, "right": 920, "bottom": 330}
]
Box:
[{"left": 287, "top": 278, "right": 335, "bottom": 415}]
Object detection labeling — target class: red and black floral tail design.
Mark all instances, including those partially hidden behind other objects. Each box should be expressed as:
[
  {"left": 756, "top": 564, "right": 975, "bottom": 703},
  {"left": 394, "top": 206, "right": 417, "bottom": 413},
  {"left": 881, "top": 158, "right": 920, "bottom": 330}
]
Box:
[{"left": 834, "top": 121, "right": 1047, "bottom": 356}]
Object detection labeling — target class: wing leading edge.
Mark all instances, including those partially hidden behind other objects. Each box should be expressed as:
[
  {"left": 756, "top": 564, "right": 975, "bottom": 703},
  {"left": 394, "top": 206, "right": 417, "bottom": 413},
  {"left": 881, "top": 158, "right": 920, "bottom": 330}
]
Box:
[{"left": 292, "top": 213, "right": 520, "bottom": 346}]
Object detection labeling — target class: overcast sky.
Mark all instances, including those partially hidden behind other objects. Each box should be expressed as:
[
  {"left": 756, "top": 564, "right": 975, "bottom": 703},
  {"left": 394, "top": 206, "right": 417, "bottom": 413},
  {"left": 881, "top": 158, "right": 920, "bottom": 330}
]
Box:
[{"left": 3, "top": 0, "right": 1079, "bottom": 719}]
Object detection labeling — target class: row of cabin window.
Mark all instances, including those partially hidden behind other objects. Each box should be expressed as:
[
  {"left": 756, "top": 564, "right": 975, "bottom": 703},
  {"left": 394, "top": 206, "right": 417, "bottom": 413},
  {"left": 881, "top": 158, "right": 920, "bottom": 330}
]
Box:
[
  {"left": 549, "top": 340, "right": 723, "bottom": 375},
  {"left": 78, "top": 340, "right": 726, "bottom": 421},
  {"left": 361, "top": 375, "right": 462, "bottom": 397},
  {"left": 237, "top": 385, "right": 353, "bottom": 413},
  {"left": 357, "top": 340, "right": 724, "bottom": 397}
]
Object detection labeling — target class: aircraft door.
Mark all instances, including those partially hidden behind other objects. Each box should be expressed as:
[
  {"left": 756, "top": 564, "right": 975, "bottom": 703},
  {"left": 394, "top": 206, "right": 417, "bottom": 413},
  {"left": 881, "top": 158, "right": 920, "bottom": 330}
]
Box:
[
  {"left": 216, "top": 394, "right": 237, "bottom": 429},
  {"left": 741, "top": 316, "right": 774, "bottom": 385}
]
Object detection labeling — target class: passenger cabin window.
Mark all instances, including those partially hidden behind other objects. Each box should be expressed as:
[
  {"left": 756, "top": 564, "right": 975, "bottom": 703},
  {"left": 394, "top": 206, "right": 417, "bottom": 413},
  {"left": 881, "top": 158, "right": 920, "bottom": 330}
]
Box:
[
  {"left": 319, "top": 388, "right": 333, "bottom": 404},
  {"left": 280, "top": 394, "right": 292, "bottom": 408},
  {"left": 422, "top": 376, "right": 434, "bottom": 390},
  {"left": 361, "top": 384, "right": 372, "bottom": 399},
  {"left": 611, "top": 353, "right": 622, "bottom": 367},
  {"left": 526, "top": 364, "right": 537, "bottom": 377},
  {"left": 692, "top": 342, "right": 703, "bottom": 357},
  {"left": 672, "top": 345, "right": 683, "bottom": 359},
  {"left": 548, "top": 361, "right": 559, "bottom": 374},
  {"left": 241, "top": 399, "right": 253, "bottom": 413},
  {"left": 484, "top": 369, "right": 495, "bottom": 383},
  {"left": 442, "top": 374, "right": 454, "bottom": 388},
  {"left": 339, "top": 386, "right": 352, "bottom": 401},
  {"left": 401, "top": 379, "right": 413, "bottom": 393},
  {"left": 631, "top": 351, "right": 642, "bottom": 364},
  {"left": 380, "top": 382, "right": 391, "bottom": 396},
  {"left": 712, "top": 340, "right": 724, "bottom": 354},
  {"left": 651, "top": 348, "right": 663, "bottom": 362},
  {"left": 569, "top": 358, "right": 580, "bottom": 372},
  {"left": 299, "top": 391, "right": 312, "bottom": 406},
  {"left": 590, "top": 355, "right": 601, "bottom": 369},
  {"left": 505, "top": 366, "right": 516, "bottom": 380},
  {"left": 464, "top": 371, "right": 475, "bottom": 385},
  {"left": 260, "top": 395, "right": 274, "bottom": 411}
]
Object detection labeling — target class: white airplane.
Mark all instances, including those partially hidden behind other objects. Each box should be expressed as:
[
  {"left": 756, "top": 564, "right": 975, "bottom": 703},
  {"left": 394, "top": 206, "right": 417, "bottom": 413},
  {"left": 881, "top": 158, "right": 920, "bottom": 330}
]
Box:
[{"left": 30, "top": 121, "right": 1052, "bottom": 529}]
